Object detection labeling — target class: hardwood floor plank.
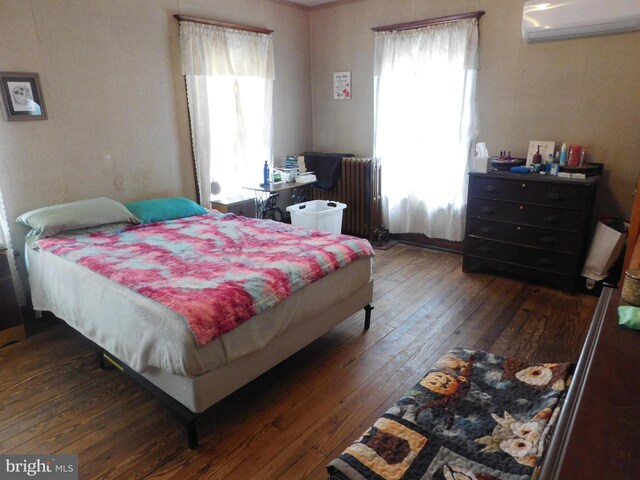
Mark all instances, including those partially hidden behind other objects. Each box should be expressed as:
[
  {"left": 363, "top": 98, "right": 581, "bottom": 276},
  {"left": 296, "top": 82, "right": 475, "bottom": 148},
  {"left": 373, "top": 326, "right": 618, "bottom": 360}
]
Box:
[
  {"left": 276, "top": 447, "right": 326, "bottom": 480},
  {"left": 107, "top": 427, "right": 184, "bottom": 480},
  {"left": 6, "top": 387, "right": 148, "bottom": 454},
  {"left": 0, "top": 326, "right": 89, "bottom": 391},
  {"left": 0, "top": 374, "right": 127, "bottom": 451},
  {"left": 144, "top": 423, "right": 281, "bottom": 480},
  {"left": 531, "top": 291, "right": 596, "bottom": 361},
  {"left": 0, "top": 350, "right": 106, "bottom": 425}
]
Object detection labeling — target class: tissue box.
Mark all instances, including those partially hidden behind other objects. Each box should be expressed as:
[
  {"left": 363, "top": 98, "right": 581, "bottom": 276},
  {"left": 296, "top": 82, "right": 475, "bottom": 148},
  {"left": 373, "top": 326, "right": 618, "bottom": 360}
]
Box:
[{"left": 472, "top": 156, "right": 489, "bottom": 173}]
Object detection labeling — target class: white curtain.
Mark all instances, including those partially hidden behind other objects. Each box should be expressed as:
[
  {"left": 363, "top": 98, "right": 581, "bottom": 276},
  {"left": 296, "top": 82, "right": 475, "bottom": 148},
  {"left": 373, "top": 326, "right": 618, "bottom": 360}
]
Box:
[
  {"left": 374, "top": 18, "right": 479, "bottom": 241},
  {"left": 179, "top": 21, "right": 274, "bottom": 205}
]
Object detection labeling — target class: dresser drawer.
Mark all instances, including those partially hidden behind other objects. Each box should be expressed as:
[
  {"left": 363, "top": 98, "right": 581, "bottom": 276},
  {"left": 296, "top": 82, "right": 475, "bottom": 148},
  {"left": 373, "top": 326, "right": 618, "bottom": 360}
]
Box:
[
  {"left": 470, "top": 176, "right": 588, "bottom": 209},
  {"left": 508, "top": 179, "right": 587, "bottom": 209},
  {"left": 468, "top": 198, "right": 583, "bottom": 231},
  {"left": 467, "top": 218, "right": 576, "bottom": 253},
  {"left": 465, "top": 237, "right": 577, "bottom": 273},
  {"left": 469, "top": 176, "right": 515, "bottom": 200}
]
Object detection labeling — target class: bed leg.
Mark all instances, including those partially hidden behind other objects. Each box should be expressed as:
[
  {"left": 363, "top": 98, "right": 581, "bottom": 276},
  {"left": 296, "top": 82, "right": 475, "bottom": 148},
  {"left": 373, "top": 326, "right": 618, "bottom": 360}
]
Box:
[
  {"left": 364, "top": 304, "right": 374, "bottom": 330},
  {"left": 185, "top": 419, "right": 199, "bottom": 449}
]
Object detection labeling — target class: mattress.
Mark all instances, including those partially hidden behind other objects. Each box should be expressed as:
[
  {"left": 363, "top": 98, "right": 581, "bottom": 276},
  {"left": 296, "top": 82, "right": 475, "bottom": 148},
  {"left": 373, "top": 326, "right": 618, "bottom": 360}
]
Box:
[{"left": 27, "top": 244, "right": 372, "bottom": 378}]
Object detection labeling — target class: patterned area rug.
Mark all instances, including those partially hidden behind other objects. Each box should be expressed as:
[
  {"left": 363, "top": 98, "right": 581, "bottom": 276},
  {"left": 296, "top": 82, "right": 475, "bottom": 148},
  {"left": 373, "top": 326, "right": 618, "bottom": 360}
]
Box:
[{"left": 327, "top": 348, "right": 572, "bottom": 480}]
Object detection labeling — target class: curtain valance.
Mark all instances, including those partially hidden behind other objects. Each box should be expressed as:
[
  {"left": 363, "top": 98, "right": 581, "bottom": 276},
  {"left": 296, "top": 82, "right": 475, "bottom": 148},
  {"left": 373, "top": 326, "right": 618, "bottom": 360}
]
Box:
[
  {"left": 179, "top": 21, "right": 275, "bottom": 79},
  {"left": 374, "top": 18, "right": 479, "bottom": 74}
]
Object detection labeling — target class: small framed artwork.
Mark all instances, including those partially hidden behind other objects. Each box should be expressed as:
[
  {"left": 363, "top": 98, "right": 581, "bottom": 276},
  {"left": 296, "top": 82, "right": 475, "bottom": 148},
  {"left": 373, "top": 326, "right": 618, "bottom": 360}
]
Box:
[
  {"left": 0, "top": 72, "right": 47, "bottom": 121},
  {"left": 333, "top": 71, "right": 351, "bottom": 100},
  {"left": 526, "top": 140, "right": 555, "bottom": 165}
]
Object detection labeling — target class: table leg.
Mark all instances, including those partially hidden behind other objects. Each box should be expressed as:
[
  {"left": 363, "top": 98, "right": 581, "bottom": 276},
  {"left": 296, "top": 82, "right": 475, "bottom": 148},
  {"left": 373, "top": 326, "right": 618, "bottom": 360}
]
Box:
[{"left": 291, "top": 186, "right": 307, "bottom": 205}]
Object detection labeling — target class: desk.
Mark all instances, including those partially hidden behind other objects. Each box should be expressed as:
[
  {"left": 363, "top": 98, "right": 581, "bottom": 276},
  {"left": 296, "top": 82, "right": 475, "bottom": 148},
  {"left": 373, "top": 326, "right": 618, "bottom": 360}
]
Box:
[
  {"left": 243, "top": 182, "right": 310, "bottom": 221},
  {"left": 538, "top": 287, "right": 640, "bottom": 479}
]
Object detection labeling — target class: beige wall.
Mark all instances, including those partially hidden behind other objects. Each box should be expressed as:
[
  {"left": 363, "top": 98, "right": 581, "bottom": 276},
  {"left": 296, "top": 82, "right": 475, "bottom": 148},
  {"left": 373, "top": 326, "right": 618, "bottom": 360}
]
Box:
[
  {"left": 309, "top": 0, "right": 640, "bottom": 219},
  {"left": 0, "top": 0, "right": 312, "bottom": 287}
]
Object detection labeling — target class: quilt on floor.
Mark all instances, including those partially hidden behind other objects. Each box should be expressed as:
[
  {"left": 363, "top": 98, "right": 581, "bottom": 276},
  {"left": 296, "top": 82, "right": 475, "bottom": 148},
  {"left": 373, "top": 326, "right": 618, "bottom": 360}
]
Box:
[
  {"left": 327, "top": 348, "right": 572, "bottom": 480},
  {"left": 36, "top": 211, "right": 374, "bottom": 346}
]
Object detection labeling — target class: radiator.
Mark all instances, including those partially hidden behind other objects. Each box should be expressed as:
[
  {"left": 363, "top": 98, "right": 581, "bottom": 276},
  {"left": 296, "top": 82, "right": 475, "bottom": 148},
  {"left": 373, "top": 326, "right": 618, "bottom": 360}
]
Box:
[{"left": 305, "top": 157, "right": 382, "bottom": 239}]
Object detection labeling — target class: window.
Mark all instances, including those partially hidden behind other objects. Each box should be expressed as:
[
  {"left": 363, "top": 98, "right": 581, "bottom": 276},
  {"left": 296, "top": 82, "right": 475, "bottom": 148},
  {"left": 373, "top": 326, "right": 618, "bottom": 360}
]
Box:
[
  {"left": 178, "top": 20, "right": 274, "bottom": 203},
  {"left": 374, "top": 17, "right": 480, "bottom": 241}
]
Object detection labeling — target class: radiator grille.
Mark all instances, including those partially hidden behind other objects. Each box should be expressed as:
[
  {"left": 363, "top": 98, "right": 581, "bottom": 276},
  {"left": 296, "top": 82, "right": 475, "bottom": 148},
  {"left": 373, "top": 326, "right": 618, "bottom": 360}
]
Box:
[{"left": 305, "top": 157, "right": 382, "bottom": 239}]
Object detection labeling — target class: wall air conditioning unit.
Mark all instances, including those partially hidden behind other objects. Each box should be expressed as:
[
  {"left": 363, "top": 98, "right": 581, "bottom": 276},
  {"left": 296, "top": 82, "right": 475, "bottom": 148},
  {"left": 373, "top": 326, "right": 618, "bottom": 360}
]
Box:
[{"left": 523, "top": 0, "right": 640, "bottom": 43}]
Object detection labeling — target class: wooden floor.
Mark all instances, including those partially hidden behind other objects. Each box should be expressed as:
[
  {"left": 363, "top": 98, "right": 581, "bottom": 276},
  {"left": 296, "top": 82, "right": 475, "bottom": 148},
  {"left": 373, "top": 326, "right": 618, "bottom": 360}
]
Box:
[{"left": 0, "top": 244, "right": 598, "bottom": 479}]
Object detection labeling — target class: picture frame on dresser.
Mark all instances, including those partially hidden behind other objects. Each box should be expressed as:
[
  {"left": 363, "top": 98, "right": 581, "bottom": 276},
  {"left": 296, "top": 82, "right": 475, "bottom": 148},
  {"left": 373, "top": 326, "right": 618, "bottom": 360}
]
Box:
[
  {"left": 526, "top": 140, "right": 555, "bottom": 165},
  {"left": 0, "top": 72, "right": 47, "bottom": 121}
]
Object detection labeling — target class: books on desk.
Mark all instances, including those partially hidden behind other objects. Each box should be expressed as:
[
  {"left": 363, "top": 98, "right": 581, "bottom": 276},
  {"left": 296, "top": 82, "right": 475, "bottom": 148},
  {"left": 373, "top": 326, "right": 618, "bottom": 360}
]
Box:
[
  {"left": 286, "top": 155, "right": 306, "bottom": 173},
  {"left": 274, "top": 167, "right": 299, "bottom": 183}
]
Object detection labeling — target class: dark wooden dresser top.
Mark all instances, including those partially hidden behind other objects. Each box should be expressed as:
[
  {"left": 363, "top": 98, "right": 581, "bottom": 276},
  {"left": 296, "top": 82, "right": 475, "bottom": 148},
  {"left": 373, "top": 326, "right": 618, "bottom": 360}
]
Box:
[
  {"left": 469, "top": 170, "right": 600, "bottom": 186},
  {"left": 539, "top": 287, "right": 640, "bottom": 479}
]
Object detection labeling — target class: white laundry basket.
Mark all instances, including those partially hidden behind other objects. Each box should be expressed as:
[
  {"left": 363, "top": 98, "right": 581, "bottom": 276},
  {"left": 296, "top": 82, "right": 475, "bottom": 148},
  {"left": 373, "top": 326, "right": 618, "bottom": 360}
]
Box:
[{"left": 286, "top": 200, "right": 346, "bottom": 234}]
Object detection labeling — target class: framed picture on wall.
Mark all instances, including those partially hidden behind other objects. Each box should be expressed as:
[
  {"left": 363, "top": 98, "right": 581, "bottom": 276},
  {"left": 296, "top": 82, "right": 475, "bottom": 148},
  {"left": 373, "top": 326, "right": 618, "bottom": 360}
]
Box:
[
  {"left": 0, "top": 72, "right": 47, "bottom": 121},
  {"left": 333, "top": 71, "right": 351, "bottom": 100}
]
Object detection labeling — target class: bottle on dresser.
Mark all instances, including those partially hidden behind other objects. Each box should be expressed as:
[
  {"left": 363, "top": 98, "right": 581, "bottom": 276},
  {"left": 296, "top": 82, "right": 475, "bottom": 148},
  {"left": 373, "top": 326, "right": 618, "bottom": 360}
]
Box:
[
  {"left": 545, "top": 153, "right": 554, "bottom": 174},
  {"left": 559, "top": 143, "right": 568, "bottom": 165}
]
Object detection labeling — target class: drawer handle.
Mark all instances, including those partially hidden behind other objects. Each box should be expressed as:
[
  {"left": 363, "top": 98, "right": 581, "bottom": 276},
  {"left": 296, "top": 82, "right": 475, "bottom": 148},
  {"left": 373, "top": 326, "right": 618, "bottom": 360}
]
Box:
[
  {"left": 479, "top": 226, "right": 493, "bottom": 234},
  {"left": 481, "top": 206, "right": 495, "bottom": 214},
  {"left": 539, "top": 257, "right": 554, "bottom": 266},
  {"left": 543, "top": 215, "right": 559, "bottom": 224},
  {"left": 484, "top": 185, "right": 496, "bottom": 193},
  {"left": 519, "top": 205, "right": 525, "bottom": 210},
  {"left": 540, "top": 236, "right": 556, "bottom": 245},
  {"left": 521, "top": 183, "right": 526, "bottom": 188},
  {"left": 546, "top": 193, "right": 561, "bottom": 201}
]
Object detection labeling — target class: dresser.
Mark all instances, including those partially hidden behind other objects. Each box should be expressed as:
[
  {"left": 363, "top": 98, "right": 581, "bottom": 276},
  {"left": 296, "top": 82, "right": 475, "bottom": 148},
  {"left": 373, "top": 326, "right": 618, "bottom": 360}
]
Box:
[
  {"left": 0, "top": 248, "right": 26, "bottom": 347},
  {"left": 463, "top": 172, "right": 598, "bottom": 291}
]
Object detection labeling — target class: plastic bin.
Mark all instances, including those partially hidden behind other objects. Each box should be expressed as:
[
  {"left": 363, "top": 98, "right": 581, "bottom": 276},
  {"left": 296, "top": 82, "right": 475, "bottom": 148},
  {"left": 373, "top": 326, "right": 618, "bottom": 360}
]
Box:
[{"left": 286, "top": 200, "right": 346, "bottom": 234}]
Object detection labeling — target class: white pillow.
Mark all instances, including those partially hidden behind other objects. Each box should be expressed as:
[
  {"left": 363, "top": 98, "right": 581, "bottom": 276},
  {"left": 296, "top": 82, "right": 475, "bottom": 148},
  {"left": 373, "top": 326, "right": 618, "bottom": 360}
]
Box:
[{"left": 16, "top": 197, "right": 139, "bottom": 241}]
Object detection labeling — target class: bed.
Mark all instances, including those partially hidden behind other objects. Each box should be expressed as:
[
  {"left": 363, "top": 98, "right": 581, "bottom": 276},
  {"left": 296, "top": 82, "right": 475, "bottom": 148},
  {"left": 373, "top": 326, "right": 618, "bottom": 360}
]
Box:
[{"left": 19, "top": 197, "right": 375, "bottom": 447}]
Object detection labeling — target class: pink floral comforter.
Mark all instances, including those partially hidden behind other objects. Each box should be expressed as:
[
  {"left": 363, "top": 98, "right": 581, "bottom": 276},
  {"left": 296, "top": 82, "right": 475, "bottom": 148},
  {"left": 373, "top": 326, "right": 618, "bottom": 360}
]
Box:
[{"left": 37, "top": 212, "right": 374, "bottom": 346}]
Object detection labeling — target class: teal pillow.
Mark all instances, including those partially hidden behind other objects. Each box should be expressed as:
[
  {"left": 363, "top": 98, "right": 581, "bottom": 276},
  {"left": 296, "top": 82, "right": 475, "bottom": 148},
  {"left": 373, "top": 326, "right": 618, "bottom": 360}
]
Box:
[
  {"left": 125, "top": 197, "right": 208, "bottom": 224},
  {"left": 16, "top": 197, "right": 139, "bottom": 241}
]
